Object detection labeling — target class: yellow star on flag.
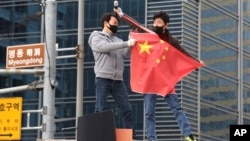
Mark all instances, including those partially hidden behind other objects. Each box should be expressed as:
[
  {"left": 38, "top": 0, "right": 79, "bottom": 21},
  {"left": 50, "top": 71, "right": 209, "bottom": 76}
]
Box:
[
  {"left": 160, "top": 39, "right": 165, "bottom": 44},
  {"left": 138, "top": 40, "right": 152, "bottom": 54},
  {"left": 165, "top": 47, "right": 169, "bottom": 51},
  {"left": 156, "top": 59, "right": 161, "bottom": 64},
  {"left": 156, "top": 55, "right": 166, "bottom": 64},
  {"left": 162, "top": 55, "right": 166, "bottom": 60}
]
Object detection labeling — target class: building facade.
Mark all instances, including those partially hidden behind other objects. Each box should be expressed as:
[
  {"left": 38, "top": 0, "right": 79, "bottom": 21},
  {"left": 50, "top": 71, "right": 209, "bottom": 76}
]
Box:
[{"left": 0, "top": 0, "right": 250, "bottom": 141}]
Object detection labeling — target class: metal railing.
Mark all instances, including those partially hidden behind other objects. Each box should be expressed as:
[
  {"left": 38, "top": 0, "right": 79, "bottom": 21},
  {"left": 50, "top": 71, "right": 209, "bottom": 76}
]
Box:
[{"left": 22, "top": 108, "right": 45, "bottom": 131}]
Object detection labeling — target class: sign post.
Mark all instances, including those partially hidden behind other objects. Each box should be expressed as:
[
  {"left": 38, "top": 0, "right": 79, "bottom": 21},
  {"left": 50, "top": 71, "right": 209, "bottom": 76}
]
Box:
[
  {"left": 0, "top": 97, "right": 23, "bottom": 140},
  {"left": 6, "top": 43, "right": 45, "bottom": 69}
]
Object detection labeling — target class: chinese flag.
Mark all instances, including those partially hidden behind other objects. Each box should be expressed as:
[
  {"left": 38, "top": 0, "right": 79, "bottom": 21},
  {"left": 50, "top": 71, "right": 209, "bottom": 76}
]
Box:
[{"left": 130, "top": 32, "right": 204, "bottom": 96}]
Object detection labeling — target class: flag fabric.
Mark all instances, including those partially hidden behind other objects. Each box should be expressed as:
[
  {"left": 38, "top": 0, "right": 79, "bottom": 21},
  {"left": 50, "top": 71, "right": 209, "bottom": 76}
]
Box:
[
  {"left": 130, "top": 32, "right": 204, "bottom": 96},
  {"left": 120, "top": 14, "right": 155, "bottom": 34}
]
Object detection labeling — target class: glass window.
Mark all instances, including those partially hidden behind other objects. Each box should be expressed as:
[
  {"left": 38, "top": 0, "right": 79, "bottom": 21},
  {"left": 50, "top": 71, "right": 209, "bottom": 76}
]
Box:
[
  {"left": 201, "top": 3, "right": 238, "bottom": 46},
  {"left": 61, "top": 2, "right": 78, "bottom": 29},
  {"left": 211, "top": 0, "right": 238, "bottom": 13},
  {"left": 200, "top": 71, "right": 238, "bottom": 110},
  {"left": 0, "top": 76, "right": 9, "bottom": 88},
  {"left": 243, "top": 24, "right": 250, "bottom": 53},
  {"left": 0, "top": 18, "right": 12, "bottom": 34},
  {"left": 243, "top": 56, "right": 250, "bottom": 83},
  {"left": 243, "top": 0, "right": 250, "bottom": 22},
  {"left": 200, "top": 105, "right": 237, "bottom": 140},
  {"left": 0, "top": 0, "right": 13, "bottom": 7},
  {"left": 0, "top": 47, "right": 6, "bottom": 64},
  {"left": 11, "top": 78, "right": 25, "bottom": 96},
  {"left": 243, "top": 88, "right": 250, "bottom": 115},
  {"left": 243, "top": 118, "right": 250, "bottom": 124},
  {"left": 15, "top": 2, "right": 27, "bottom": 14},
  {"left": 201, "top": 37, "right": 238, "bottom": 77}
]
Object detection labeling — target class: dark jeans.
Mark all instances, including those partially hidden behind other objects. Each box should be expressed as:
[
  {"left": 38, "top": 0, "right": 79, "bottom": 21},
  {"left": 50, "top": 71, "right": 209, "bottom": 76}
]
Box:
[
  {"left": 95, "top": 77, "right": 134, "bottom": 128},
  {"left": 144, "top": 94, "right": 193, "bottom": 140}
]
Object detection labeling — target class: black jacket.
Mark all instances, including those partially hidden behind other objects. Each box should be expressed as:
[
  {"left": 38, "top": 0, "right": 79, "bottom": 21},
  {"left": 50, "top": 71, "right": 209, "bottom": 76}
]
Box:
[{"left": 162, "top": 29, "right": 196, "bottom": 60}]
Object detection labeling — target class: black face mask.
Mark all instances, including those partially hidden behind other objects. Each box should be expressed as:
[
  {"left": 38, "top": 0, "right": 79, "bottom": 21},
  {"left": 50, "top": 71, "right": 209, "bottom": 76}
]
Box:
[
  {"left": 108, "top": 23, "right": 118, "bottom": 34},
  {"left": 152, "top": 26, "right": 164, "bottom": 34}
]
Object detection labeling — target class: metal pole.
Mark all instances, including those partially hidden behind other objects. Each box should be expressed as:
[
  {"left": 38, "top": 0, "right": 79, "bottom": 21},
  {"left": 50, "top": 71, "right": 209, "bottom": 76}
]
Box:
[
  {"left": 143, "top": 0, "right": 147, "bottom": 139},
  {"left": 238, "top": 0, "right": 243, "bottom": 124},
  {"left": 38, "top": 0, "right": 45, "bottom": 139},
  {"left": 42, "top": 0, "right": 57, "bottom": 139},
  {"left": 56, "top": 55, "right": 77, "bottom": 59},
  {"left": 0, "top": 81, "right": 43, "bottom": 94},
  {"left": 0, "top": 69, "right": 44, "bottom": 75},
  {"left": 197, "top": 0, "right": 201, "bottom": 139},
  {"left": 76, "top": 0, "right": 84, "bottom": 137},
  {"left": 0, "top": 85, "right": 31, "bottom": 94}
]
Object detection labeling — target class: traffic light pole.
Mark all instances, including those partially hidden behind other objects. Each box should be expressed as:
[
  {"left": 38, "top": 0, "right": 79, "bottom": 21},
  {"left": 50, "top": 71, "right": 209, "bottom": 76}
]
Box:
[{"left": 42, "top": 0, "right": 57, "bottom": 139}]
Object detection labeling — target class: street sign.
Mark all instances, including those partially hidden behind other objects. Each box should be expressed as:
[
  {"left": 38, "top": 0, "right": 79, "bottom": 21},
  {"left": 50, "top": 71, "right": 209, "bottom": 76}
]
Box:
[
  {"left": 6, "top": 43, "right": 45, "bottom": 68},
  {"left": 0, "top": 97, "right": 23, "bottom": 140}
]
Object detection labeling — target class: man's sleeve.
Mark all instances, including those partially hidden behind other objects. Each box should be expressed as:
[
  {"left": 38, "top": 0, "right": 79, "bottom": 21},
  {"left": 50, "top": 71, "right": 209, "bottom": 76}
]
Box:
[{"left": 171, "top": 37, "right": 199, "bottom": 61}]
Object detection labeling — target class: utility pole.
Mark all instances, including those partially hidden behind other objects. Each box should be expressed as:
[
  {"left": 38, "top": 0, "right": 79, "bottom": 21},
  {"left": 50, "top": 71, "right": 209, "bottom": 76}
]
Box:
[
  {"left": 75, "top": 0, "right": 84, "bottom": 137},
  {"left": 42, "top": 0, "right": 57, "bottom": 139}
]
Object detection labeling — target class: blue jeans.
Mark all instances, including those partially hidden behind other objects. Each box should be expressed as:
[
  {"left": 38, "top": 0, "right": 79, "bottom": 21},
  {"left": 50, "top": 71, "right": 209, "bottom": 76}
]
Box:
[
  {"left": 144, "top": 94, "right": 192, "bottom": 140},
  {"left": 95, "top": 77, "right": 133, "bottom": 128}
]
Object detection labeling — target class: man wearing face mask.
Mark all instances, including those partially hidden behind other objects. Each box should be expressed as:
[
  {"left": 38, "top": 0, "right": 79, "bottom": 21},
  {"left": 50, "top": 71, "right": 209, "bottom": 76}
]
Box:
[
  {"left": 151, "top": 11, "right": 195, "bottom": 60},
  {"left": 114, "top": 9, "right": 201, "bottom": 141},
  {"left": 88, "top": 12, "right": 137, "bottom": 139},
  {"left": 143, "top": 11, "right": 198, "bottom": 141}
]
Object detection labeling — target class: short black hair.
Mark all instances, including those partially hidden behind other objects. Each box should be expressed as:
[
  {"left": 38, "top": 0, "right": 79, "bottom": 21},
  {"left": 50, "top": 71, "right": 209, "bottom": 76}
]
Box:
[
  {"left": 101, "top": 12, "right": 120, "bottom": 29},
  {"left": 153, "top": 11, "right": 170, "bottom": 23}
]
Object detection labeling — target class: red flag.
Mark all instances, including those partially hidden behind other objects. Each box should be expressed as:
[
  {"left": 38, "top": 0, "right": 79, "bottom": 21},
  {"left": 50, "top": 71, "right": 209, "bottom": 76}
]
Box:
[
  {"left": 130, "top": 32, "right": 204, "bottom": 96},
  {"left": 120, "top": 14, "right": 155, "bottom": 34}
]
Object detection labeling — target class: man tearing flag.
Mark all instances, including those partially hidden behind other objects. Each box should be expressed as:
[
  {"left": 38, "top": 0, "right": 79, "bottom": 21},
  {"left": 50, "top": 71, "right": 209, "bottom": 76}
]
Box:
[
  {"left": 114, "top": 2, "right": 204, "bottom": 141},
  {"left": 114, "top": 5, "right": 204, "bottom": 96}
]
